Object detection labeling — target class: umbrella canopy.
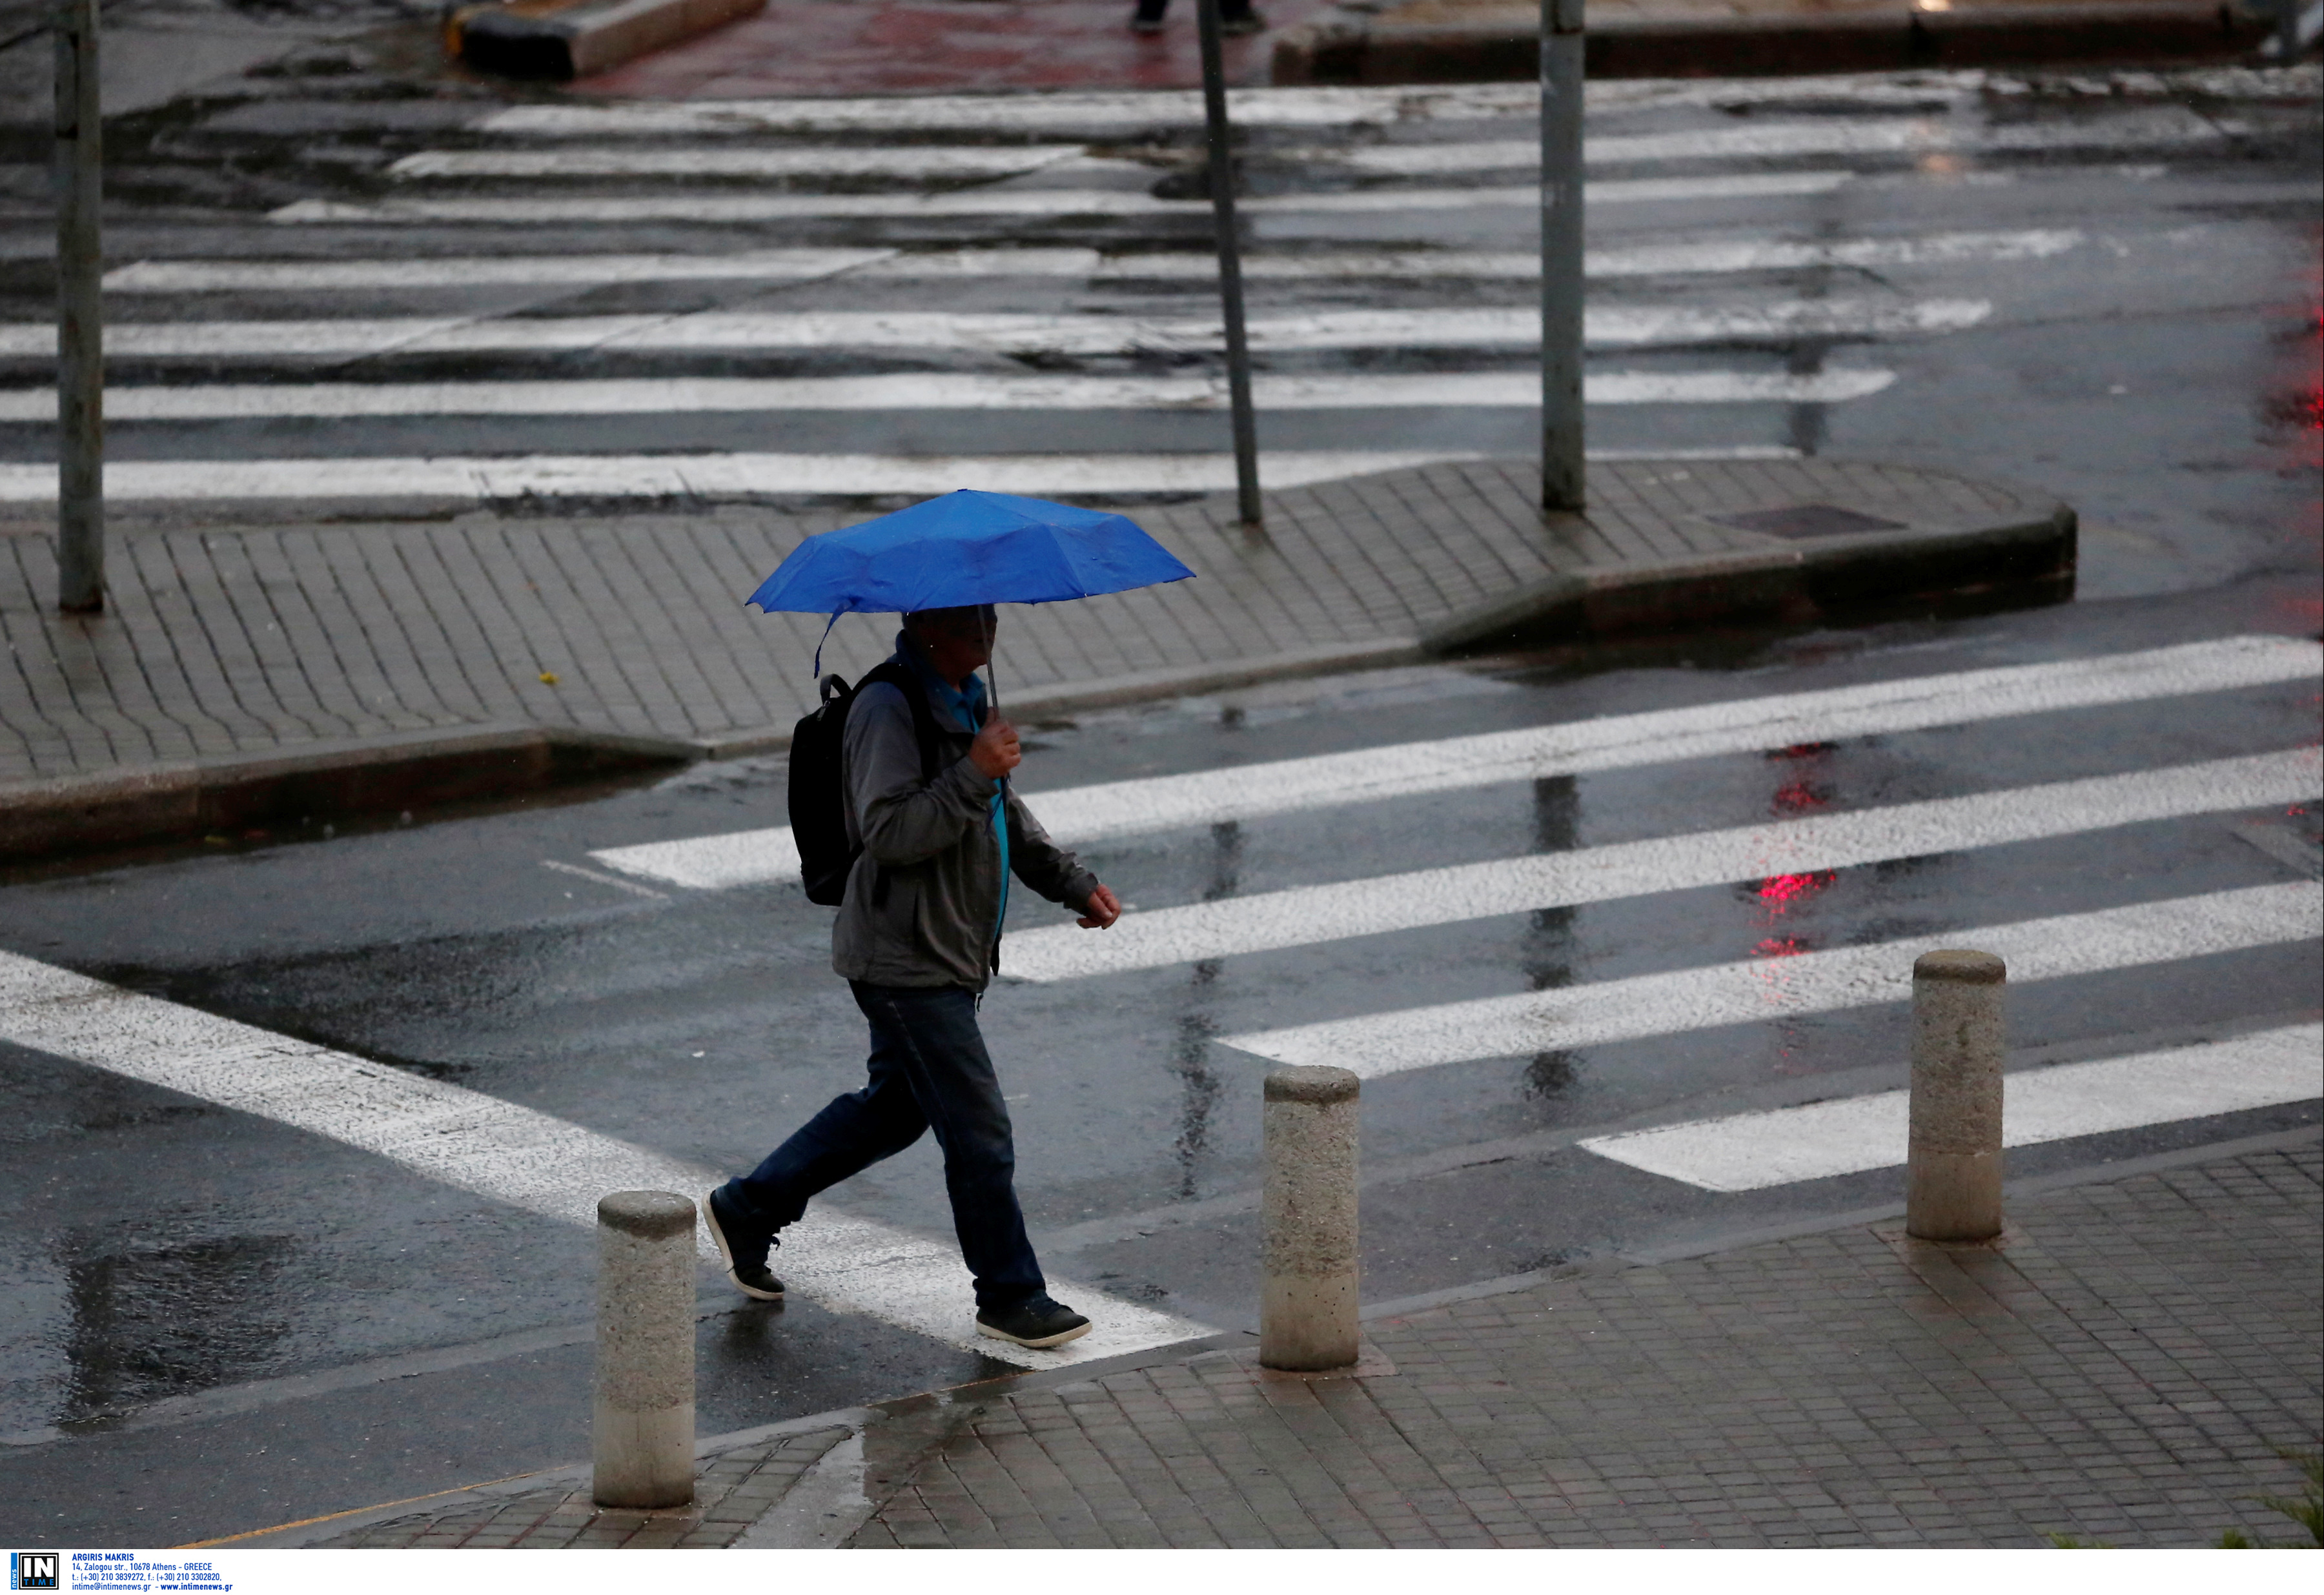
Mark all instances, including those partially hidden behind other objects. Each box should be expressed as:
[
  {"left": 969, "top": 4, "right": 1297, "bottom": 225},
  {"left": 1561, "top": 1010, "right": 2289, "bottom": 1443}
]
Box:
[{"left": 746, "top": 489, "right": 1195, "bottom": 615}]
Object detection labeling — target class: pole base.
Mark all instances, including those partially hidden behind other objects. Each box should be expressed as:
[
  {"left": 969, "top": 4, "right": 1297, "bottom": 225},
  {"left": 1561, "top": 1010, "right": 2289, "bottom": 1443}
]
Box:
[
  {"left": 1905, "top": 1150, "right": 2003, "bottom": 1243},
  {"left": 592, "top": 1399, "right": 697, "bottom": 1509}
]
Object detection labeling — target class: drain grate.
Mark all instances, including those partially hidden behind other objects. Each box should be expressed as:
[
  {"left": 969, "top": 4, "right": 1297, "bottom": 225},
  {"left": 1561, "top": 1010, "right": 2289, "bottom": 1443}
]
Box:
[{"left": 1709, "top": 503, "right": 1909, "bottom": 540}]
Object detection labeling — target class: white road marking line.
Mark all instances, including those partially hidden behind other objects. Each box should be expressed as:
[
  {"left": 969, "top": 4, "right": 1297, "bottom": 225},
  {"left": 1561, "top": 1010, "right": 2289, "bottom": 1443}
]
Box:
[
  {"left": 1579, "top": 1022, "right": 2323, "bottom": 1192},
  {"left": 540, "top": 858, "right": 670, "bottom": 900},
  {"left": 0, "top": 448, "right": 1508, "bottom": 503},
  {"left": 103, "top": 250, "right": 900, "bottom": 293},
  {"left": 263, "top": 172, "right": 1856, "bottom": 226},
  {"left": 0, "top": 300, "right": 1988, "bottom": 361},
  {"left": 0, "top": 369, "right": 1896, "bottom": 423},
  {"left": 471, "top": 83, "right": 1564, "bottom": 137},
  {"left": 96, "top": 230, "right": 2083, "bottom": 293},
  {"left": 464, "top": 75, "right": 1998, "bottom": 137},
  {"left": 0, "top": 950, "right": 1208, "bottom": 1368},
  {"left": 999, "top": 747, "right": 2323, "bottom": 982},
  {"left": 590, "top": 636, "right": 2324, "bottom": 892},
  {"left": 388, "top": 145, "right": 1104, "bottom": 181},
  {"left": 385, "top": 112, "right": 2217, "bottom": 183},
  {"left": 1218, "top": 882, "right": 2324, "bottom": 1075},
  {"left": 1329, "top": 107, "right": 2227, "bottom": 173}
]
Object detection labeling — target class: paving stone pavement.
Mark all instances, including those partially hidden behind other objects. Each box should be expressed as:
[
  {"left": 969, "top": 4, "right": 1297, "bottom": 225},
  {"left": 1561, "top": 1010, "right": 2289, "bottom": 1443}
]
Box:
[
  {"left": 320, "top": 1424, "right": 855, "bottom": 1548},
  {"left": 290, "top": 1137, "right": 2320, "bottom": 1550},
  {"left": 849, "top": 1140, "right": 2319, "bottom": 1549},
  {"left": 0, "top": 457, "right": 2057, "bottom": 789}
]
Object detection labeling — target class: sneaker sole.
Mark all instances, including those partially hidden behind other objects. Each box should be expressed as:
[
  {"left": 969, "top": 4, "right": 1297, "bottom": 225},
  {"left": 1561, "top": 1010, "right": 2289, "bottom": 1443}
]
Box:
[
  {"left": 977, "top": 1317, "right": 1092, "bottom": 1350},
  {"left": 702, "top": 1190, "right": 784, "bottom": 1302}
]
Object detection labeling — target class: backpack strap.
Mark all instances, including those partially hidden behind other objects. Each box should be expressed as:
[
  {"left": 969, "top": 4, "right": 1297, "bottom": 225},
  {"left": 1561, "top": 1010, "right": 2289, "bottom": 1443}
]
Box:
[{"left": 858, "top": 658, "right": 946, "bottom": 786}]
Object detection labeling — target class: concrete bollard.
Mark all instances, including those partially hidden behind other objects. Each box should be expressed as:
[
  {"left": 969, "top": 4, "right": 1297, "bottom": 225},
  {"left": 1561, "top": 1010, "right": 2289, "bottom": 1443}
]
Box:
[
  {"left": 593, "top": 1190, "right": 698, "bottom": 1509},
  {"left": 1906, "top": 950, "right": 2006, "bottom": 1243},
  {"left": 1261, "top": 1064, "right": 1361, "bottom": 1371}
]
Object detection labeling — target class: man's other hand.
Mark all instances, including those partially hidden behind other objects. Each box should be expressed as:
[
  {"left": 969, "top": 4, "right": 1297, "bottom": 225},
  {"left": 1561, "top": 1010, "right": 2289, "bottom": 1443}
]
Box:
[
  {"left": 1077, "top": 883, "right": 1122, "bottom": 930},
  {"left": 970, "top": 716, "right": 1021, "bottom": 779}
]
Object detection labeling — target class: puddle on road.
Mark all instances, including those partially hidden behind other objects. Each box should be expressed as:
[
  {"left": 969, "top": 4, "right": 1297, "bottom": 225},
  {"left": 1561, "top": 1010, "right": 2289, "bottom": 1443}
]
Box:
[{"left": 53, "top": 1227, "right": 299, "bottom": 1434}]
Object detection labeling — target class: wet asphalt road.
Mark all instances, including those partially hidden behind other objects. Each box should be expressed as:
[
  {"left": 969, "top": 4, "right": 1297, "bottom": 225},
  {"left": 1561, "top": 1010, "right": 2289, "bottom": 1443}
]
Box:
[
  {"left": 0, "top": 46, "right": 2319, "bottom": 1550},
  {"left": 2, "top": 580, "right": 2319, "bottom": 1546}
]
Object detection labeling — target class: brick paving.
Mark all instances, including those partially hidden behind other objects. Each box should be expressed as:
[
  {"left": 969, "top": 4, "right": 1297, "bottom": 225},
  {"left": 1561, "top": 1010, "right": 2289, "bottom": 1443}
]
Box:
[
  {"left": 850, "top": 1141, "right": 2320, "bottom": 1549},
  {"left": 321, "top": 1424, "right": 853, "bottom": 1548},
  {"left": 0, "top": 457, "right": 2050, "bottom": 789},
  {"left": 289, "top": 1139, "right": 2320, "bottom": 1550},
  {"left": 577, "top": 0, "right": 1333, "bottom": 100}
]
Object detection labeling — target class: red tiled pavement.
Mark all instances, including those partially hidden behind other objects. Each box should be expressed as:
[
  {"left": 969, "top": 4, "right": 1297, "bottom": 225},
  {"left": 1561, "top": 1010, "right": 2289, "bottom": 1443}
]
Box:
[{"left": 575, "top": 0, "right": 1343, "bottom": 99}]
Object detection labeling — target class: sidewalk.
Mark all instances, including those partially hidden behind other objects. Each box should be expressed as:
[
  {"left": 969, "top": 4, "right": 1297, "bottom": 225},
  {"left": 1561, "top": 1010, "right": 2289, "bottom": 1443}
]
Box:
[
  {"left": 1274, "top": 0, "right": 2285, "bottom": 86},
  {"left": 306, "top": 1131, "right": 2322, "bottom": 1548},
  {"left": 0, "top": 456, "right": 2070, "bottom": 861},
  {"left": 559, "top": 0, "right": 2287, "bottom": 99},
  {"left": 573, "top": 0, "right": 1340, "bottom": 98}
]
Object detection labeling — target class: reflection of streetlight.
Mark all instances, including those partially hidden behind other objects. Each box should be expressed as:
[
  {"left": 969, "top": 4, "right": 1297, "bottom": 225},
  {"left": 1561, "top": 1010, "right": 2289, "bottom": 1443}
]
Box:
[{"left": 1915, "top": 0, "right": 1952, "bottom": 10}]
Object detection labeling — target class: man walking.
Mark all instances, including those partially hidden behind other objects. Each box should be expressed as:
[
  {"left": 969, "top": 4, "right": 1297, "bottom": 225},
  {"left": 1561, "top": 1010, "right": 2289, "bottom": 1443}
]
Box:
[{"left": 704, "top": 604, "right": 1122, "bottom": 1350}]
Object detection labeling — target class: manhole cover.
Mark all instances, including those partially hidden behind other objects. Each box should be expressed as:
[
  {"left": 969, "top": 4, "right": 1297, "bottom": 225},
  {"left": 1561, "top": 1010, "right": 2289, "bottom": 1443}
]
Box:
[{"left": 1709, "top": 503, "right": 1909, "bottom": 540}]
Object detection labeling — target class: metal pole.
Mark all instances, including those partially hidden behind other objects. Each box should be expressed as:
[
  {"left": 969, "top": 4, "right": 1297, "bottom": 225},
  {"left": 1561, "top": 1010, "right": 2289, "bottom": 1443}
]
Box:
[
  {"left": 54, "top": 0, "right": 103, "bottom": 614},
  {"left": 1539, "top": 0, "right": 1584, "bottom": 513},
  {"left": 1194, "top": 0, "right": 1262, "bottom": 530},
  {"left": 593, "top": 1190, "right": 698, "bottom": 1509},
  {"left": 1259, "top": 1064, "right": 1360, "bottom": 1372},
  {"left": 1905, "top": 950, "right": 2006, "bottom": 1243}
]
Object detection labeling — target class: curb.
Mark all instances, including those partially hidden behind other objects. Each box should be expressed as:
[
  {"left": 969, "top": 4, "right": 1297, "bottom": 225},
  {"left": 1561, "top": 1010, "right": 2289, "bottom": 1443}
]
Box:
[
  {"left": 0, "top": 722, "right": 695, "bottom": 868},
  {"left": 1272, "top": 2, "right": 2279, "bottom": 83},
  {"left": 444, "top": 0, "right": 766, "bottom": 82},
  {"left": 196, "top": 1117, "right": 2318, "bottom": 1549},
  {"left": 0, "top": 459, "right": 2074, "bottom": 866},
  {"left": 1420, "top": 472, "right": 2077, "bottom": 658}
]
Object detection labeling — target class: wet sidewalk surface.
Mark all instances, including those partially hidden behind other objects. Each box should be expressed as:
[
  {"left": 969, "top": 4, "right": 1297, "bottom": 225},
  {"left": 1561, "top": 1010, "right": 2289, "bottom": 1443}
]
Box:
[
  {"left": 576, "top": 0, "right": 1336, "bottom": 99},
  {"left": 0, "top": 456, "right": 2059, "bottom": 795},
  {"left": 318, "top": 1135, "right": 2323, "bottom": 1548},
  {"left": 569, "top": 0, "right": 2268, "bottom": 101}
]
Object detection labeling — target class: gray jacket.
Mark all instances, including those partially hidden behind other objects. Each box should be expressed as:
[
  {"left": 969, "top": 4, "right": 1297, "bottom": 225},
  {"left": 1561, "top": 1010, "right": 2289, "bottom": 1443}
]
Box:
[{"left": 831, "top": 664, "right": 1098, "bottom": 991}]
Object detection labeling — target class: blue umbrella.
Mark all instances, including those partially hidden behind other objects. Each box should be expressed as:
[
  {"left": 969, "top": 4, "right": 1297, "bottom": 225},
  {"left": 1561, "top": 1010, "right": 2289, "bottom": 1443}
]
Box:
[{"left": 746, "top": 489, "right": 1195, "bottom": 618}]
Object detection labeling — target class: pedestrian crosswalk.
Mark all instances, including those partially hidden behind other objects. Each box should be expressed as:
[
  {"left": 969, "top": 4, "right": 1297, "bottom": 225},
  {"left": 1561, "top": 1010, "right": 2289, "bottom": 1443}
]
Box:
[
  {"left": 1577, "top": 1022, "right": 2322, "bottom": 1192},
  {"left": 1000, "top": 748, "right": 2321, "bottom": 981},
  {"left": 591, "top": 635, "right": 2321, "bottom": 889},
  {"left": 592, "top": 630, "right": 2321, "bottom": 1190},
  {"left": 1218, "top": 883, "right": 2321, "bottom": 1075},
  {"left": 0, "top": 72, "right": 2245, "bottom": 504},
  {"left": 3, "top": 633, "right": 2315, "bottom": 1377},
  {"left": 0, "top": 947, "right": 1208, "bottom": 1370},
  {"left": 586, "top": 636, "right": 2324, "bottom": 1186}
]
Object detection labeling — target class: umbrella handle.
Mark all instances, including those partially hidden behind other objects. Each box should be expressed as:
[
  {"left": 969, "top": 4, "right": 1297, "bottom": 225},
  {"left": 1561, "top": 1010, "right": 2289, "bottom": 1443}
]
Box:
[{"left": 985, "top": 663, "right": 1010, "bottom": 796}]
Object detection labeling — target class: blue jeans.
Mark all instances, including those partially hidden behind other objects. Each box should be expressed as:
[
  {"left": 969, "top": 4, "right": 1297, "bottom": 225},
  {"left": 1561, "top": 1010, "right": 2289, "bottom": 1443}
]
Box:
[{"left": 720, "top": 982, "right": 1047, "bottom": 1311}]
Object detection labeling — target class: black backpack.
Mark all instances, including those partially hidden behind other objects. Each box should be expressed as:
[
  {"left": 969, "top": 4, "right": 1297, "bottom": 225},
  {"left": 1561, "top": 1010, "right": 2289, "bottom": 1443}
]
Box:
[{"left": 788, "top": 660, "right": 944, "bottom": 906}]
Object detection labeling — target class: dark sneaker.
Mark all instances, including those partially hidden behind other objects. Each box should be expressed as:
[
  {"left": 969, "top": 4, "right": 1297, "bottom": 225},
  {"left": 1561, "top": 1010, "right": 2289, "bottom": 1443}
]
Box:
[
  {"left": 976, "top": 1295, "right": 1091, "bottom": 1350},
  {"left": 1130, "top": 0, "right": 1167, "bottom": 31},
  {"left": 704, "top": 1187, "right": 784, "bottom": 1302},
  {"left": 1220, "top": 6, "right": 1267, "bottom": 33}
]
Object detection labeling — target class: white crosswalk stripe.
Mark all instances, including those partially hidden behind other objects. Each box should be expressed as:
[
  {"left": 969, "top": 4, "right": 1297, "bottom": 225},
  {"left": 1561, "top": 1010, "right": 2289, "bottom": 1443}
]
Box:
[
  {"left": 1215, "top": 882, "right": 2323, "bottom": 1075},
  {"left": 0, "top": 950, "right": 1210, "bottom": 1369},
  {"left": 997, "top": 748, "right": 2321, "bottom": 982},
  {"left": 1578, "top": 1022, "right": 2324, "bottom": 1192},
  {"left": 0, "top": 369, "right": 1899, "bottom": 424},
  {"left": 589, "top": 635, "right": 2324, "bottom": 891},
  {"left": 0, "top": 301, "right": 1990, "bottom": 361},
  {"left": 383, "top": 110, "right": 2223, "bottom": 183},
  {"left": 266, "top": 172, "right": 1860, "bottom": 226},
  {"left": 0, "top": 449, "right": 1521, "bottom": 504},
  {"left": 96, "top": 230, "right": 2084, "bottom": 293}
]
